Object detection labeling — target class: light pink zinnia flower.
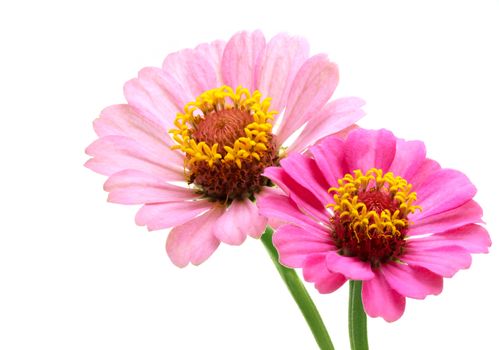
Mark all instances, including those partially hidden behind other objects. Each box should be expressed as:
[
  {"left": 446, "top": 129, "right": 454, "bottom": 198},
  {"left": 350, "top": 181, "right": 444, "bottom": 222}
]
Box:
[
  {"left": 85, "top": 31, "right": 364, "bottom": 267},
  {"left": 258, "top": 128, "right": 490, "bottom": 321}
]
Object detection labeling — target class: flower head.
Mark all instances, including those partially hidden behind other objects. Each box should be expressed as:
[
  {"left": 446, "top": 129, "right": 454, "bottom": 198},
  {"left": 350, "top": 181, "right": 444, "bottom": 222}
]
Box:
[
  {"left": 258, "top": 128, "right": 491, "bottom": 321},
  {"left": 85, "top": 31, "right": 364, "bottom": 267}
]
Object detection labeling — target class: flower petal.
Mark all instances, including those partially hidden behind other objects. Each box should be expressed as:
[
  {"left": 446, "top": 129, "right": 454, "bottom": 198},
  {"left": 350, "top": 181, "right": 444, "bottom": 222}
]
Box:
[
  {"left": 273, "top": 224, "right": 334, "bottom": 268},
  {"left": 412, "top": 168, "right": 476, "bottom": 220},
  {"left": 362, "top": 271, "right": 405, "bottom": 322},
  {"left": 303, "top": 253, "right": 347, "bottom": 294},
  {"left": 258, "top": 33, "right": 309, "bottom": 113},
  {"left": 84, "top": 135, "right": 184, "bottom": 180},
  {"left": 276, "top": 54, "right": 339, "bottom": 146},
  {"left": 402, "top": 245, "right": 471, "bottom": 278},
  {"left": 287, "top": 97, "right": 365, "bottom": 153},
  {"left": 221, "top": 31, "right": 266, "bottom": 91},
  {"left": 257, "top": 189, "right": 330, "bottom": 234},
  {"left": 408, "top": 224, "right": 491, "bottom": 254},
  {"left": 124, "top": 67, "right": 189, "bottom": 131},
  {"left": 308, "top": 135, "right": 348, "bottom": 187},
  {"left": 326, "top": 252, "right": 374, "bottom": 280},
  {"left": 166, "top": 207, "right": 223, "bottom": 267},
  {"left": 263, "top": 166, "right": 330, "bottom": 224},
  {"left": 214, "top": 199, "right": 267, "bottom": 245},
  {"left": 344, "top": 129, "right": 396, "bottom": 173},
  {"left": 382, "top": 263, "right": 443, "bottom": 299},
  {"left": 389, "top": 138, "right": 426, "bottom": 181},
  {"left": 279, "top": 152, "right": 331, "bottom": 206},
  {"left": 104, "top": 169, "right": 199, "bottom": 204},
  {"left": 409, "top": 200, "right": 483, "bottom": 235},
  {"left": 135, "top": 200, "right": 214, "bottom": 231}
]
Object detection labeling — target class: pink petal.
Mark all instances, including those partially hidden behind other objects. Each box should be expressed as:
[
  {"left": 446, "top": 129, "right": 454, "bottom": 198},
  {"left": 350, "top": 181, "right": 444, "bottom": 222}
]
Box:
[
  {"left": 221, "top": 31, "right": 266, "bottom": 91},
  {"left": 166, "top": 207, "right": 223, "bottom": 267},
  {"left": 162, "top": 43, "right": 222, "bottom": 99},
  {"left": 214, "top": 198, "right": 267, "bottom": 245},
  {"left": 326, "top": 252, "right": 374, "bottom": 280},
  {"left": 263, "top": 167, "right": 330, "bottom": 224},
  {"left": 279, "top": 152, "right": 332, "bottom": 206},
  {"left": 275, "top": 54, "right": 339, "bottom": 146},
  {"left": 412, "top": 168, "right": 476, "bottom": 220},
  {"left": 362, "top": 271, "right": 405, "bottom": 322},
  {"left": 287, "top": 97, "right": 366, "bottom": 153},
  {"left": 408, "top": 158, "right": 441, "bottom": 190},
  {"left": 85, "top": 135, "right": 184, "bottom": 181},
  {"left": 94, "top": 103, "right": 183, "bottom": 161},
  {"left": 408, "top": 224, "right": 491, "bottom": 254},
  {"left": 308, "top": 135, "right": 348, "bottom": 187},
  {"left": 409, "top": 200, "right": 483, "bottom": 235},
  {"left": 389, "top": 138, "right": 426, "bottom": 181},
  {"left": 402, "top": 246, "right": 471, "bottom": 278},
  {"left": 273, "top": 224, "right": 334, "bottom": 268},
  {"left": 344, "top": 129, "right": 396, "bottom": 173},
  {"left": 382, "top": 263, "right": 443, "bottom": 299},
  {"left": 192, "top": 40, "right": 226, "bottom": 86},
  {"left": 135, "top": 200, "right": 214, "bottom": 231},
  {"left": 303, "top": 253, "right": 347, "bottom": 294},
  {"left": 258, "top": 33, "right": 309, "bottom": 113},
  {"left": 257, "top": 190, "right": 330, "bottom": 235},
  {"left": 104, "top": 169, "right": 198, "bottom": 204},
  {"left": 124, "top": 67, "right": 189, "bottom": 131}
]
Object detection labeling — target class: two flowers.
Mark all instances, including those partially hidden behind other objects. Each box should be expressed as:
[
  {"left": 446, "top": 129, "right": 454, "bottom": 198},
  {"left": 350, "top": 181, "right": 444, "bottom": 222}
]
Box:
[{"left": 85, "top": 30, "right": 490, "bottom": 334}]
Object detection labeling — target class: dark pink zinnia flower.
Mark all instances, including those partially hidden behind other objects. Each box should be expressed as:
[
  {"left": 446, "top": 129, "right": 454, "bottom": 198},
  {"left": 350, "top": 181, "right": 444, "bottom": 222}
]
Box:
[
  {"left": 258, "top": 128, "right": 490, "bottom": 321},
  {"left": 85, "top": 31, "right": 364, "bottom": 267}
]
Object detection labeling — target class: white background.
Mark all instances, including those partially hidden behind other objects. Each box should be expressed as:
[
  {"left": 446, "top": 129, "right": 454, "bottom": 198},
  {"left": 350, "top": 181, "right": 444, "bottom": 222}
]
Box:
[{"left": 1, "top": 0, "right": 498, "bottom": 349}]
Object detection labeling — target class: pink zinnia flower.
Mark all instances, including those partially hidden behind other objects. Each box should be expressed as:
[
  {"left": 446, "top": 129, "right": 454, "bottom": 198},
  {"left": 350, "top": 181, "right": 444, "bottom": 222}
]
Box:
[
  {"left": 258, "top": 128, "right": 490, "bottom": 321},
  {"left": 85, "top": 31, "right": 364, "bottom": 267}
]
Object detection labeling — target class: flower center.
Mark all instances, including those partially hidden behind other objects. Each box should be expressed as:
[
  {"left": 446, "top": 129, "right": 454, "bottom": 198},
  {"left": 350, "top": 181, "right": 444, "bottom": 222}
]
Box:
[
  {"left": 327, "top": 168, "right": 422, "bottom": 267},
  {"left": 169, "top": 86, "right": 278, "bottom": 202}
]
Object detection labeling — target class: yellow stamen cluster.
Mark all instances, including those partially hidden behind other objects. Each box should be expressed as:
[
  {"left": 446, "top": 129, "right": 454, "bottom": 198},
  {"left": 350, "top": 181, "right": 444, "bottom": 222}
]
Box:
[
  {"left": 327, "top": 168, "right": 422, "bottom": 242},
  {"left": 169, "top": 85, "right": 276, "bottom": 168}
]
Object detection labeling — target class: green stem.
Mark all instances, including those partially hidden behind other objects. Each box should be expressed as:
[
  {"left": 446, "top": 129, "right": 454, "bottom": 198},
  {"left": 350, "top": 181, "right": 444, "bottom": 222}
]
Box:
[
  {"left": 348, "top": 280, "right": 369, "bottom": 350},
  {"left": 261, "top": 227, "right": 335, "bottom": 350}
]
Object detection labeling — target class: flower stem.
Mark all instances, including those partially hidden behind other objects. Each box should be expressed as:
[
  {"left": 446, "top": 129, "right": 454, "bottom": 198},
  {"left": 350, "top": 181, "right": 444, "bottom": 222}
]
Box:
[
  {"left": 348, "top": 280, "right": 369, "bottom": 350},
  {"left": 261, "top": 227, "right": 335, "bottom": 350}
]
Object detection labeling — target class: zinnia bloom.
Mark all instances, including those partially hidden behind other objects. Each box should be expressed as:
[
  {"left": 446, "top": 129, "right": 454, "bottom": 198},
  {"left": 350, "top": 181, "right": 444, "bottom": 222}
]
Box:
[
  {"left": 258, "top": 128, "right": 490, "bottom": 321},
  {"left": 85, "top": 31, "right": 364, "bottom": 267}
]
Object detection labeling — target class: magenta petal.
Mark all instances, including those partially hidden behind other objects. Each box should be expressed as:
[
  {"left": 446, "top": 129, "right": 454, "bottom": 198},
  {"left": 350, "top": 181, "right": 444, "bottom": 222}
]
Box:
[
  {"left": 325, "top": 252, "right": 374, "bottom": 280},
  {"left": 408, "top": 224, "right": 491, "bottom": 254},
  {"left": 135, "top": 200, "right": 213, "bottom": 231},
  {"left": 166, "top": 207, "right": 222, "bottom": 267},
  {"left": 104, "top": 169, "right": 199, "bottom": 204},
  {"left": 409, "top": 200, "right": 483, "bottom": 235},
  {"left": 85, "top": 135, "right": 184, "bottom": 181},
  {"left": 412, "top": 168, "right": 476, "bottom": 219},
  {"left": 257, "top": 190, "right": 330, "bottom": 234},
  {"left": 221, "top": 31, "right": 266, "bottom": 91},
  {"left": 214, "top": 199, "right": 267, "bottom": 245},
  {"left": 308, "top": 135, "right": 348, "bottom": 187},
  {"left": 287, "top": 97, "right": 365, "bottom": 153},
  {"left": 303, "top": 254, "right": 347, "bottom": 294},
  {"left": 402, "top": 245, "right": 471, "bottom": 278},
  {"left": 263, "top": 166, "right": 330, "bottom": 224},
  {"left": 389, "top": 138, "right": 426, "bottom": 181},
  {"left": 276, "top": 54, "right": 339, "bottom": 146},
  {"left": 279, "top": 152, "right": 331, "bottom": 206},
  {"left": 258, "top": 33, "right": 309, "bottom": 113},
  {"left": 273, "top": 224, "right": 334, "bottom": 268},
  {"left": 362, "top": 271, "right": 405, "bottom": 322},
  {"left": 344, "top": 129, "right": 396, "bottom": 173},
  {"left": 382, "top": 263, "right": 443, "bottom": 299}
]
